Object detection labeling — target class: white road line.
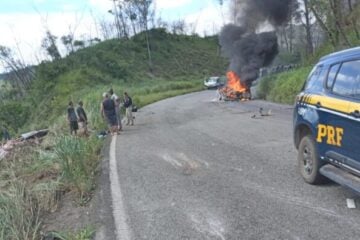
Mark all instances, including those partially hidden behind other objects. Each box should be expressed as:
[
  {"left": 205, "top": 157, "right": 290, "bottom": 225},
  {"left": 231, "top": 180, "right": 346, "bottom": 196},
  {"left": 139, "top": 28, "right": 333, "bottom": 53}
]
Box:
[
  {"left": 161, "top": 153, "right": 182, "bottom": 168},
  {"left": 110, "top": 135, "right": 131, "bottom": 240}
]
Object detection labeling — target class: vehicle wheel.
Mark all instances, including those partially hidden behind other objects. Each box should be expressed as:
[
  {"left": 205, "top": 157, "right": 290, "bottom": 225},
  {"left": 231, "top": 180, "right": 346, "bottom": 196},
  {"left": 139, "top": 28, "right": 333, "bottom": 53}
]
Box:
[{"left": 298, "top": 135, "right": 325, "bottom": 184}]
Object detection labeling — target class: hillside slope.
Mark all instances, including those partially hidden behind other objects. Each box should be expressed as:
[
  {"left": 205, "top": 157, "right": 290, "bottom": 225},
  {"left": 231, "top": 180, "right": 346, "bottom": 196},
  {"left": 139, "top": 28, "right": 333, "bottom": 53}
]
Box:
[{"left": 4, "top": 29, "right": 227, "bottom": 132}]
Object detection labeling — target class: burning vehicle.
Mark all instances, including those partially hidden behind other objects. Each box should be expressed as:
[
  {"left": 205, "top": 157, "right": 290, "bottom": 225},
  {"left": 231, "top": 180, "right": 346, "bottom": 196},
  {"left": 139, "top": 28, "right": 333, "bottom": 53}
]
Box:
[
  {"left": 218, "top": 71, "right": 251, "bottom": 101},
  {"left": 218, "top": 0, "right": 295, "bottom": 101}
]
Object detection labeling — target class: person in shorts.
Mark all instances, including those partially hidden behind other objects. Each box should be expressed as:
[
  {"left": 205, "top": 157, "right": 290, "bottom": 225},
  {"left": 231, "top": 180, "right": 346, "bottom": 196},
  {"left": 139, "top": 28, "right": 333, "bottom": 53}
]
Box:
[
  {"left": 123, "top": 92, "right": 134, "bottom": 126},
  {"left": 101, "top": 92, "right": 118, "bottom": 135},
  {"left": 115, "top": 97, "right": 123, "bottom": 132}
]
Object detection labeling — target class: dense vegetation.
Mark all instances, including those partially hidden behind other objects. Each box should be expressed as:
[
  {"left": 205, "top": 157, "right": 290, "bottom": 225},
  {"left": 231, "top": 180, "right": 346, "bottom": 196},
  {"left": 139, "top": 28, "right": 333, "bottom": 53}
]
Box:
[
  {"left": 257, "top": 0, "right": 360, "bottom": 104},
  {"left": 258, "top": 35, "right": 360, "bottom": 105},
  {"left": 2, "top": 29, "right": 226, "bottom": 134}
]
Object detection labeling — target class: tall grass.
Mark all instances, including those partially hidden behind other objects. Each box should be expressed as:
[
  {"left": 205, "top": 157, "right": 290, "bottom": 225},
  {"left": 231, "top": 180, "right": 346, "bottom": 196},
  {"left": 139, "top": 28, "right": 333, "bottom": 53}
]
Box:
[
  {"left": 0, "top": 141, "right": 62, "bottom": 240},
  {"left": 0, "top": 182, "right": 41, "bottom": 240},
  {"left": 54, "top": 136, "right": 101, "bottom": 200},
  {"left": 0, "top": 133, "right": 100, "bottom": 239},
  {"left": 257, "top": 67, "right": 311, "bottom": 104}
]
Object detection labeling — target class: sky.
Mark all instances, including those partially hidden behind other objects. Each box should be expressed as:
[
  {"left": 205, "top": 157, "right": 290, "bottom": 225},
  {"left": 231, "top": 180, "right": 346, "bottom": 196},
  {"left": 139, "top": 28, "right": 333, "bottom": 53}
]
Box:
[{"left": 0, "top": 0, "right": 230, "bottom": 71}]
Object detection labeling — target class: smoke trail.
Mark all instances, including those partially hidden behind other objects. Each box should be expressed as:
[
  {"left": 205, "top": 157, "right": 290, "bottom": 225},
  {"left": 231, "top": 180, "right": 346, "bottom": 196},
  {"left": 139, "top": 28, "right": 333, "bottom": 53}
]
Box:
[
  {"left": 236, "top": 0, "right": 294, "bottom": 28},
  {"left": 220, "top": 0, "right": 296, "bottom": 85}
]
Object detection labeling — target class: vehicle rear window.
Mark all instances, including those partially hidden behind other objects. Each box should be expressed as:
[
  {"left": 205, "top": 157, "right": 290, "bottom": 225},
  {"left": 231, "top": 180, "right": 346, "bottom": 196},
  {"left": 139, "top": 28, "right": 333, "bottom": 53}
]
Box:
[
  {"left": 305, "top": 65, "right": 324, "bottom": 92},
  {"left": 326, "top": 63, "right": 341, "bottom": 89},
  {"left": 332, "top": 60, "right": 360, "bottom": 97}
]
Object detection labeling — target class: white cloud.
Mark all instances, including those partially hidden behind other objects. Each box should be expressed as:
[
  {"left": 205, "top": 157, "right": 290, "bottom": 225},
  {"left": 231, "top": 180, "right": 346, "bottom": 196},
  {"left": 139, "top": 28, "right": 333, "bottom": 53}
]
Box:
[
  {"left": 0, "top": 11, "right": 104, "bottom": 68},
  {"left": 155, "top": 0, "right": 192, "bottom": 10}
]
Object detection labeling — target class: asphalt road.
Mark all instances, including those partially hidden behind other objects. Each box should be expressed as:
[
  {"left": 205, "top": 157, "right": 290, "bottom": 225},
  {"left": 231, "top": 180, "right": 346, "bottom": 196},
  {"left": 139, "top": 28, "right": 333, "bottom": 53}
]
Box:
[{"left": 103, "top": 90, "right": 360, "bottom": 240}]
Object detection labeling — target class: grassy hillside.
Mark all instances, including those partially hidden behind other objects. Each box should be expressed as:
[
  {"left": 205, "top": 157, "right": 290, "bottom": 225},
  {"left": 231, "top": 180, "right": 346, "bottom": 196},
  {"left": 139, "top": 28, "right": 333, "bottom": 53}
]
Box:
[
  {"left": 3, "top": 28, "right": 226, "bottom": 133},
  {"left": 257, "top": 67, "right": 312, "bottom": 104}
]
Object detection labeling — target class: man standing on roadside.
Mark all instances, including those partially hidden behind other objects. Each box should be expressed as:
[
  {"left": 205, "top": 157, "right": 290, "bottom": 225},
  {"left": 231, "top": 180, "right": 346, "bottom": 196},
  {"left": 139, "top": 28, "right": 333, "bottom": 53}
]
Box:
[
  {"left": 101, "top": 92, "right": 118, "bottom": 135},
  {"left": 109, "top": 88, "right": 122, "bottom": 133},
  {"left": 67, "top": 101, "right": 78, "bottom": 135},
  {"left": 76, "top": 101, "right": 88, "bottom": 135},
  {"left": 124, "top": 92, "right": 134, "bottom": 126},
  {"left": 115, "top": 98, "right": 123, "bottom": 132}
]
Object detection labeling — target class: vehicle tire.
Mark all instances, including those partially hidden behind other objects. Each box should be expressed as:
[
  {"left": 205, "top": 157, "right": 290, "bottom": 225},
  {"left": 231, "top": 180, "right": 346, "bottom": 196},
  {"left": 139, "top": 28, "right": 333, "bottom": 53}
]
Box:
[{"left": 298, "top": 135, "right": 326, "bottom": 184}]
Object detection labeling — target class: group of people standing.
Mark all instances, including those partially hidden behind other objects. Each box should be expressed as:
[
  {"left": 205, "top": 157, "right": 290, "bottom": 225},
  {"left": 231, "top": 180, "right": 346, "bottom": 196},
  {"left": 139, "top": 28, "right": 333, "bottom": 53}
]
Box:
[
  {"left": 66, "top": 89, "right": 134, "bottom": 136},
  {"left": 67, "top": 101, "right": 88, "bottom": 136},
  {"left": 101, "top": 89, "right": 134, "bottom": 136}
]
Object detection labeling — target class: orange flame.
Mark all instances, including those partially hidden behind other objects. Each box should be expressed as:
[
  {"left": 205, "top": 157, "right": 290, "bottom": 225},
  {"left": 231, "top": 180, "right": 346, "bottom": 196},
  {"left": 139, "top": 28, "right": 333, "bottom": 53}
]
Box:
[{"left": 226, "top": 71, "right": 247, "bottom": 93}]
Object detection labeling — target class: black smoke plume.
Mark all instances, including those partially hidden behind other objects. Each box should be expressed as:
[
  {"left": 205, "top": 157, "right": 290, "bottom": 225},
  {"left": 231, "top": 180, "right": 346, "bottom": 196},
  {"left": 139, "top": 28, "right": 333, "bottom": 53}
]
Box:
[
  {"left": 239, "top": 0, "right": 294, "bottom": 28},
  {"left": 220, "top": 0, "right": 296, "bottom": 85}
]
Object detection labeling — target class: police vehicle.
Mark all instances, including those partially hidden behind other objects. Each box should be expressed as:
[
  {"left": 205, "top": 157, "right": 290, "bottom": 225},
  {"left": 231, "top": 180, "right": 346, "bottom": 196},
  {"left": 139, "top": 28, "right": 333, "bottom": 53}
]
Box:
[{"left": 294, "top": 47, "right": 360, "bottom": 193}]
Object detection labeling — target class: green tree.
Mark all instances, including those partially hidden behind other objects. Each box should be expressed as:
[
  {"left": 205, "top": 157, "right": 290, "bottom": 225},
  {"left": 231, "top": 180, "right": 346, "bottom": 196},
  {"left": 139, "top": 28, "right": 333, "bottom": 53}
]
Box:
[
  {"left": 0, "top": 46, "right": 33, "bottom": 92},
  {"left": 309, "top": 0, "right": 352, "bottom": 48},
  {"left": 41, "top": 31, "right": 61, "bottom": 60},
  {"left": 129, "top": 0, "right": 154, "bottom": 71}
]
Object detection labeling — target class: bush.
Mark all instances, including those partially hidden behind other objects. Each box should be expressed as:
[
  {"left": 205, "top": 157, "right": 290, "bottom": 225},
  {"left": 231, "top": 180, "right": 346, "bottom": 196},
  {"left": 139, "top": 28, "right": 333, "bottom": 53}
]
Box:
[
  {"left": 256, "top": 75, "right": 275, "bottom": 100},
  {"left": 257, "top": 67, "right": 312, "bottom": 104},
  {"left": 0, "top": 101, "right": 30, "bottom": 133}
]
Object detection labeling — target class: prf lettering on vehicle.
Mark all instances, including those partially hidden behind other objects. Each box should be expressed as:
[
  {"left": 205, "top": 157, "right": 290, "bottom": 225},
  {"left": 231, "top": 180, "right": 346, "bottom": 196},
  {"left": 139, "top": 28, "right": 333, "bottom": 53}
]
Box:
[{"left": 316, "top": 124, "right": 344, "bottom": 147}]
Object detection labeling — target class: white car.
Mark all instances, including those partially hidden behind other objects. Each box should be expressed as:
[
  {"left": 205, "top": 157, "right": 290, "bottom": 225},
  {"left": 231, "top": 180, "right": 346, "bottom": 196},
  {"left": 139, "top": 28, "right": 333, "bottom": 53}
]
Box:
[{"left": 204, "top": 76, "right": 224, "bottom": 89}]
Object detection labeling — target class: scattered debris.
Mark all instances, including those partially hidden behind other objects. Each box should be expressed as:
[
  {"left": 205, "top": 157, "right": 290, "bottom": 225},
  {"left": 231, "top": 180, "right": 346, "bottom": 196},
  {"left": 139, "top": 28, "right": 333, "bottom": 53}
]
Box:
[
  {"left": 0, "top": 129, "right": 49, "bottom": 160},
  {"left": 21, "top": 129, "right": 49, "bottom": 140},
  {"left": 97, "top": 130, "right": 108, "bottom": 139},
  {"left": 132, "top": 105, "right": 138, "bottom": 112},
  {"left": 251, "top": 108, "right": 272, "bottom": 119},
  {"left": 0, "top": 140, "right": 19, "bottom": 160},
  {"left": 0, "top": 148, "right": 7, "bottom": 160},
  {"left": 259, "top": 107, "right": 272, "bottom": 116},
  {"left": 346, "top": 198, "right": 356, "bottom": 209}
]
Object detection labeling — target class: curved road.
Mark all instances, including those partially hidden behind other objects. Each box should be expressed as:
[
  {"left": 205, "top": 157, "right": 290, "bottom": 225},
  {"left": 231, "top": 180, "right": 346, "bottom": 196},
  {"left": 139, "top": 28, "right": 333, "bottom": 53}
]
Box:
[{"left": 100, "top": 90, "right": 360, "bottom": 240}]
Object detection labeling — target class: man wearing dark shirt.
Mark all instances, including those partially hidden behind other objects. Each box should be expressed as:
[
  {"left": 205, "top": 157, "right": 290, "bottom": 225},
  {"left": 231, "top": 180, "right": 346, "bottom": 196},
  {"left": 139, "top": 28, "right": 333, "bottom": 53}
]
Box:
[
  {"left": 101, "top": 92, "right": 118, "bottom": 135},
  {"left": 77, "top": 101, "right": 88, "bottom": 135},
  {"left": 67, "top": 101, "right": 78, "bottom": 135}
]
